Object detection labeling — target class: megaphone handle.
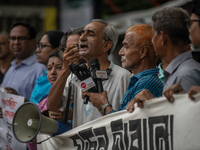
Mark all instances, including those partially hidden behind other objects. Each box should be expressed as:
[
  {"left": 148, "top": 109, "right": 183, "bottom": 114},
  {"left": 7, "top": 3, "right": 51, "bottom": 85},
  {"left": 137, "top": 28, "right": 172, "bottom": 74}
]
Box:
[
  {"left": 83, "top": 95, "right": 89, "bottom": 104},
  {"left": 64, "top": 81, "right": 72, "bottom": 125}
]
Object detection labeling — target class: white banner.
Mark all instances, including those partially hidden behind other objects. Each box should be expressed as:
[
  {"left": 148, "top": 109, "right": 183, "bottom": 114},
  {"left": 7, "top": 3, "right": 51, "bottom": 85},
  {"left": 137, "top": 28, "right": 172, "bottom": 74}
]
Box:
[
  {"left": 0, "top": 91, "right": 26, "bottom": 150},
  {"left": 37, "top": 93, "right": 200, "bottom": 150}
]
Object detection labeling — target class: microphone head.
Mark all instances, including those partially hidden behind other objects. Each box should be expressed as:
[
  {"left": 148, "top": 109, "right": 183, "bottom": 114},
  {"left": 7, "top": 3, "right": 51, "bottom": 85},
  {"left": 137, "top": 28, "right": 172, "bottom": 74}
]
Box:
[
  {"left": 90, "top": 58, "right": 99, "bottom": 65},
  {"left": 90, "top": 58, "right": 100, "bottom": 70}
]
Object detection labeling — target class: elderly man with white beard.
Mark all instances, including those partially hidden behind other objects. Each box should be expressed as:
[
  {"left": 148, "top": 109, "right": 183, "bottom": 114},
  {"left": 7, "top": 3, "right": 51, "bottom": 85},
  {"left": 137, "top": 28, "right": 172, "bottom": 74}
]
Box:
[{"left": 82, "top": 24, "right": 163, "bottom": 115}]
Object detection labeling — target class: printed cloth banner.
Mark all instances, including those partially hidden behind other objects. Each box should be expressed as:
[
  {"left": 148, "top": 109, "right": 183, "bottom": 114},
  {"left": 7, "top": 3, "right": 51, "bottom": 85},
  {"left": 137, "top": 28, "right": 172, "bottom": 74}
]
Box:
[
  {"left": 0, "top": 90, "right": 26, "bottom": 150},
  {"left": 37, "top": 93, "right": 200, "bottom": 150}
]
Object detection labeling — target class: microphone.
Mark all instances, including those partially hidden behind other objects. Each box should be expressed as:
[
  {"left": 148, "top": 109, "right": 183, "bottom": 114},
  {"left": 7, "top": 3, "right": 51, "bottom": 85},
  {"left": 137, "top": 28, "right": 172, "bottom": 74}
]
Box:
[
  {"left": 69, "top": 63, "right": 97, "bottom": 104},
  {"left": 90, "top": 58, "right": 104, "bottom": 93},
  {"left": 79, "top": 64, "right": 97, "bottom": 104},
  {"left": 69, "top": 58, "right": 104, "bottom": 104}
]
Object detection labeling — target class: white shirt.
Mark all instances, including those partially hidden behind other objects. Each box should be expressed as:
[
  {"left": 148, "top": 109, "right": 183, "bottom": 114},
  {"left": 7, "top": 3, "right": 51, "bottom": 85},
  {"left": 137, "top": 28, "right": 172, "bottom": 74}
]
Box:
[{"left": 63, "top": 63, "right": 131, "bottom": 128}]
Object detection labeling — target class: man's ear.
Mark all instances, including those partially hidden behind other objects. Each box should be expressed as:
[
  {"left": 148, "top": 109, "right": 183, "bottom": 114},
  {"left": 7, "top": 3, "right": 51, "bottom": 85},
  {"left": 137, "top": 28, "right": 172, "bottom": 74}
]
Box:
[
  {"left": 160, "top": 31, "right": 168, "bottom": 46},
  {"left": 140, "top": 46, "right": 149, "bottom": 59},
  {"left": 103, "top": 41, "right": 112, "bottom": 53}
]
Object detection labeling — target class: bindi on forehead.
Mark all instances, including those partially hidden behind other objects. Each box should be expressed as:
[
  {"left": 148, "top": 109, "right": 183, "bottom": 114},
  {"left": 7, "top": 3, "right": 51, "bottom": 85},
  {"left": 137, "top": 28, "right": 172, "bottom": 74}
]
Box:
[{"left": 52, "top": 62, "right": 54, "bottom": 65}]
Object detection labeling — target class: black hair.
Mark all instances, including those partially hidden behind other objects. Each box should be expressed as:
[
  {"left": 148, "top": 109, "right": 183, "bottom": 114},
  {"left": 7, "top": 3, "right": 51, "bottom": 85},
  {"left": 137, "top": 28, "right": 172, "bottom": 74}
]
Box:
[
  {"left": 152, "top": 7, "right": 190, "bottom": 46},
  {"left": 91, "top": 19, "right": 119, "bottom": 55},
  {"left": 48, "top": 50, "right": 63, "bottom": 61},
  {"left": 9, "top": 22, "right": 36, "bottom": 39},
  {"left": 45, "top": 30, "right": 64, "bottom": 48}
]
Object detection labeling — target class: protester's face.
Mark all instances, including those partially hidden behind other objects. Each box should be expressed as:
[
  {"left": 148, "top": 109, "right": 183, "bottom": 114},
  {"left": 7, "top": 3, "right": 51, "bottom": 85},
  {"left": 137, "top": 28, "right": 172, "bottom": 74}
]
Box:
[
  {"left": 36, "top": 34, "right": 57, "bottom": 66},
  {"left": 151, "top": 23, "right": 163, "bottom": 58},
  {"left": 66, "top": 34, "right": 80, "bottom": 48},
  {"left": 9, "top": 25, "right": 35, "bottom": 59},
  {"left": 79, "top": 22, "right": 105, "bottom": 60},
  {"left": 47, "top": 57, "right": 63, "bottom": 85},
  {"left": 119, "top": 31, "right": 141, "bottom": 71},
  {"left": 66, "top": 34, "right": 86, "bottom": 64},
  {"left": 189, "top": 13, "right": 200, "bottom": 48},
  {"left": 0, "top": 35, "right": 10, "bottom": 59}
]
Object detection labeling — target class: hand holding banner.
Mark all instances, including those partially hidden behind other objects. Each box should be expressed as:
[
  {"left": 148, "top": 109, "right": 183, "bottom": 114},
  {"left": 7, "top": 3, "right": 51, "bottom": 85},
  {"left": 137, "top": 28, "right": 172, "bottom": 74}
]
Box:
[{"left": 37, "top": 93, "right": 200, "bottom": 150}]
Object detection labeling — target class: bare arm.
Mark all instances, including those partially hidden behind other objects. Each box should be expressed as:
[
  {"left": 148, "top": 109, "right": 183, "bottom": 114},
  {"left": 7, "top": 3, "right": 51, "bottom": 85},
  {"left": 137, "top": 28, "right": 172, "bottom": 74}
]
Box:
[
  {"left": 47, "top": 69, "right": 71, "bottom": 111},
  {"left": 47, "top": 45, "right": 80, "bottom": 111}
]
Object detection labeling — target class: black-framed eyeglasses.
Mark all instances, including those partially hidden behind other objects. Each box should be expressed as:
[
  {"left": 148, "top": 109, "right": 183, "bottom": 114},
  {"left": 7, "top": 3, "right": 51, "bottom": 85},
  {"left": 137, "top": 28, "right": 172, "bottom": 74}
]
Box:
[
  {"left": 8, "top": 36, "right": 31, "bottom": 43},
  {"left": 185, "top": 19, "right": 200, "bottom": 29},
  {"left": 37, "top": 43, "right": 52, "bottom": 52}
]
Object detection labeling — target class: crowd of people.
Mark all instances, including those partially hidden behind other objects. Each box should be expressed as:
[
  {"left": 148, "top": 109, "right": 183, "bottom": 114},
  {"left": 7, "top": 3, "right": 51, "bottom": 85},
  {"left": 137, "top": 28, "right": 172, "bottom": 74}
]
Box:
[{"left": 0, "top": 0, "right": 200, "bottom": 149}]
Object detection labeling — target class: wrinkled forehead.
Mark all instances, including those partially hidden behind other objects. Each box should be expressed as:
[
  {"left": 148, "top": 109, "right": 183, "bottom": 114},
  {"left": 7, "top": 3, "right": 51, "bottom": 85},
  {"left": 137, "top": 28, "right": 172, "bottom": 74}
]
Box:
[
  {"left": 84, "top": 22, "right": 106, "bottom": 33},
  {"left": 124, "top": 31, "right": 135, "bottom": 41},
  {"left": 66, "top": 34, "right": 80, "bottom": 46}
]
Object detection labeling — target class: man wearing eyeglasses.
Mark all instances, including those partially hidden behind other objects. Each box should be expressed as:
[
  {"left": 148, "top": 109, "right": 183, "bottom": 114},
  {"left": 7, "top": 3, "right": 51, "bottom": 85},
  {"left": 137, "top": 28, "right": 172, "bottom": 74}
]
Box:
[
  {"left": 0, "top": 22, "right": 46, "bottom": 100},
  {"left": 187, "top": 0, "right": 200, "bottom": 51}
]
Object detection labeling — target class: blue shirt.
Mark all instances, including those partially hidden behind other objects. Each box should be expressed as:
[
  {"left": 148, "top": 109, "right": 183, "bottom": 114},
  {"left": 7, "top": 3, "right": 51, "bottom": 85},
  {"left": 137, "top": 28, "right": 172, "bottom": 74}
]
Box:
[
  {"left": 30, "top": 70, "right": 52, "bottom": 104},
  {"left": 118, "top": 68, "right": 163, "bottom": 111},
  {"left": 1, "top": 54, "right": 46, "bottom": 99}
]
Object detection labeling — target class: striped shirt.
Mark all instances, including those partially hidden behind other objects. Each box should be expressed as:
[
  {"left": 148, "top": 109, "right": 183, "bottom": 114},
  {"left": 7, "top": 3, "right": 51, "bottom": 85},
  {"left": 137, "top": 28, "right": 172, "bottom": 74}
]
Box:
[{"left": 118, "top": 68, "right": 163, "bottom": 111}]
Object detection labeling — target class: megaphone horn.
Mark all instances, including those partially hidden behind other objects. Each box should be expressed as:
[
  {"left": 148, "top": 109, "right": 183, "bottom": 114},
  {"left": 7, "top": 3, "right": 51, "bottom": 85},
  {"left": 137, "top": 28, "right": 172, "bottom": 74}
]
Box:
[{"left": 12, "top": 102, "right": 70, "bottom": 143}]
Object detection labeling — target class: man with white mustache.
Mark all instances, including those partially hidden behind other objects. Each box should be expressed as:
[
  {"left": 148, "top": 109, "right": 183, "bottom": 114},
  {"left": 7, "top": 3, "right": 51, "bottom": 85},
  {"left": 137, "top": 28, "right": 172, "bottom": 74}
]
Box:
[
  {"left": 126, "top": 6, "right": 200, "bottom": 111},
  {"left": 47, "top": 19, "right": 131, "bottom": 128},
  {"left": 82, "top": 24, "right": 163, "bottom": 115}
]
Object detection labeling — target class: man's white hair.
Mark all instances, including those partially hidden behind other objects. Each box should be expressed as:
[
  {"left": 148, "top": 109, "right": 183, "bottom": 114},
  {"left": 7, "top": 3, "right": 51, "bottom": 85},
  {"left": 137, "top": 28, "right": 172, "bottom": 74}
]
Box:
[{"left": 91, "top": 19, "right": 118, "bottom": 55}]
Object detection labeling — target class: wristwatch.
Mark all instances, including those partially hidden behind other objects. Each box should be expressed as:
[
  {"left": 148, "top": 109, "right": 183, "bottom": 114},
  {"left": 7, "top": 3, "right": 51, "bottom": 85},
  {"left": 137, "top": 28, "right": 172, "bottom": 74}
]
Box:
[{"left": 101, "top": 102, "right": 112, "bottom": 116}]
